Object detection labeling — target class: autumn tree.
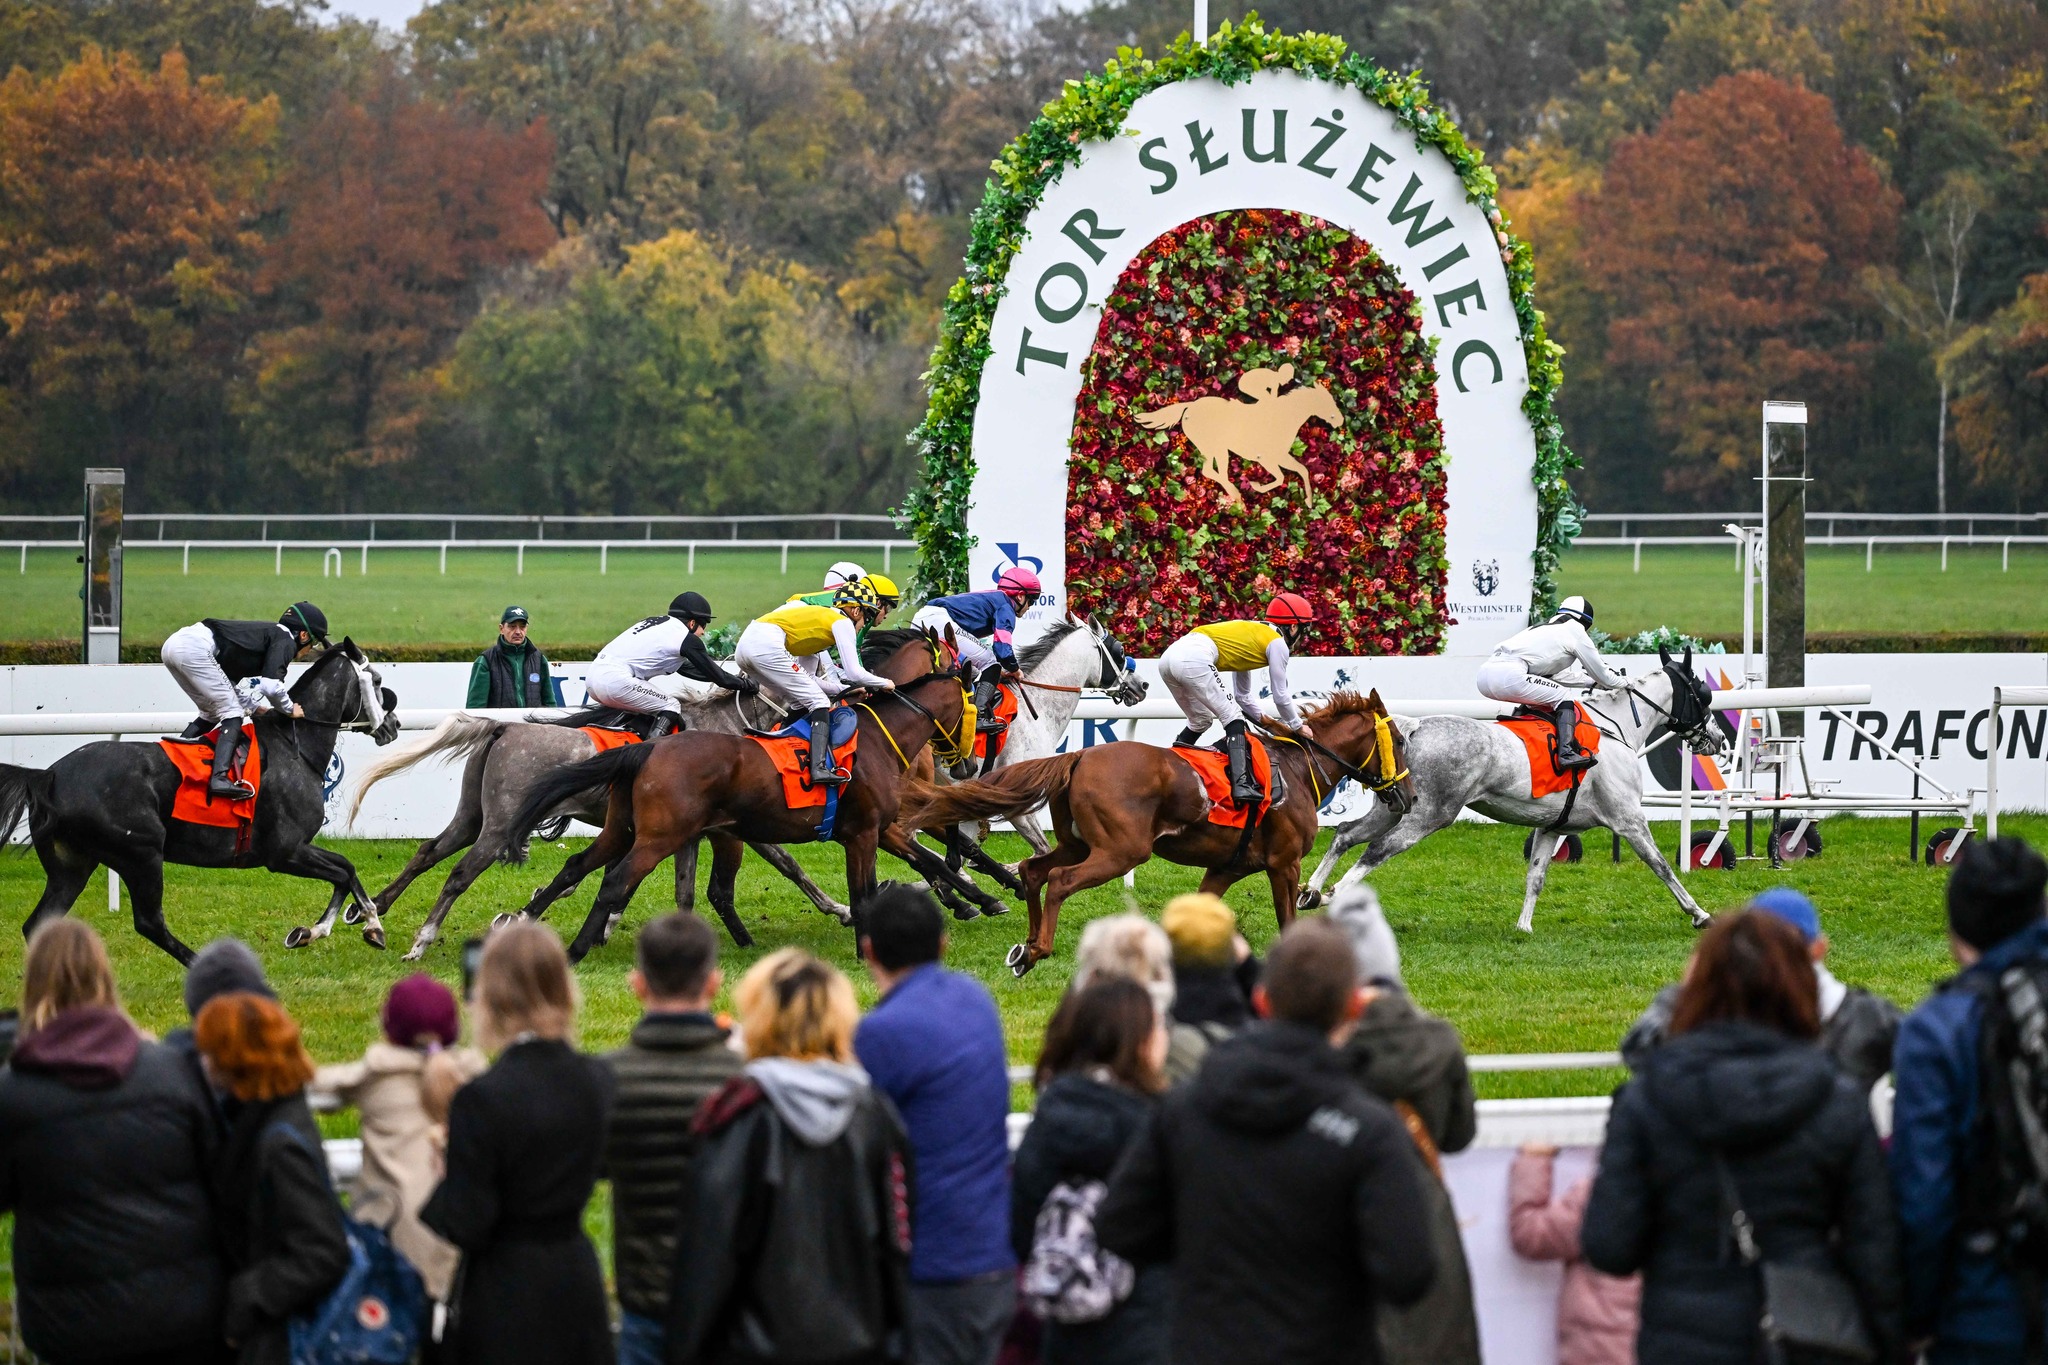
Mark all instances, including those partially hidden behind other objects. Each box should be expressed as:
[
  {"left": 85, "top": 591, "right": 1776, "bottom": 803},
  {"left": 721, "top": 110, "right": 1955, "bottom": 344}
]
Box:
[
  {"left": 1578, "top": 72, "right": 1898, "bottom": 500},
  {"left": 0, "top": 47, "right": 275, "bottom": 506},
  {"left": 1949, "top": 269, "right": 2048, "bottom": 506},
  {"left": 239, "top": 71, "right": 555, "bottom": 504}
]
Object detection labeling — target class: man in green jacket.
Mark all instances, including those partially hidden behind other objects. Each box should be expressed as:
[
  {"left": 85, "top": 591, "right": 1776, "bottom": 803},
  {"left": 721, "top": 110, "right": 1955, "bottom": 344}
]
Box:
[{"left": 466, "top": 606, "right": 563, "bottom": 709}]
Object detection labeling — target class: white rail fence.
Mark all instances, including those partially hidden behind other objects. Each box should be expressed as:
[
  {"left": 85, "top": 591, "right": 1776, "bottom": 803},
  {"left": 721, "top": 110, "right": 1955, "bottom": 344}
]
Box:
[{"left": 1576, "top": 511, "right": 2048, "bottom": 572}]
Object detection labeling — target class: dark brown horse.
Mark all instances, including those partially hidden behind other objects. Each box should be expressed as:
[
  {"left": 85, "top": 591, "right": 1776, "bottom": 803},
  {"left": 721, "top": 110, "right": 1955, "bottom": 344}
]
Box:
[
  {"left": 898, "top": 690, "right": 1415, "bottom": 975},
  {"left": 499, "top": 628, "right": 994, "bottom": 961}
]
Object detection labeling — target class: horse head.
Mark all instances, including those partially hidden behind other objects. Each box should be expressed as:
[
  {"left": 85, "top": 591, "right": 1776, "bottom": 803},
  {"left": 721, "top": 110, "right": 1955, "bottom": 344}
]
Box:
[
  {"left": 1076, "top": 613, "right": 1148, "bottom": 703},
  {"left": 1308, "top": 689, "right": 1414, "bottom": 815},
  {"left": 293, "top": 638, "right": 399, "bottom": 743},
  {"left": 1294, "top": 377, "right": 1344, "bottom": 431},
  {"left": 1655, "top": 644, "right": 1725, "bottom": 756}
]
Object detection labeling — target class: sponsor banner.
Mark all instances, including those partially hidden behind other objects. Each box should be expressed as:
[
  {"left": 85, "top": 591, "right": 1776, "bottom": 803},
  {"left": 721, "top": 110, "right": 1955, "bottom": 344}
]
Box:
[{"left": 7, "top": 651, "right": 2046, "bottom": 838}]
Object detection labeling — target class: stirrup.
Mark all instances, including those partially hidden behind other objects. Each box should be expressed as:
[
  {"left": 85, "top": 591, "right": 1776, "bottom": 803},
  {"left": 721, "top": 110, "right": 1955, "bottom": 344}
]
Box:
[
  {"left": 209, "top": 777, "right": 256, "bottom": 800},
  {"left": 1556, "top": 751, "right": 1597, "bottom": 772}
]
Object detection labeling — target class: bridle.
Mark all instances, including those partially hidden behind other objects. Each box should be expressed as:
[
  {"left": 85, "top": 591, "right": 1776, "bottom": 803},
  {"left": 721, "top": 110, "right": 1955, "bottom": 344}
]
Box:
[
  {"left": 275, "top": 650, "right": 396, "bottom": 768},
  {"left": 856, "top": 634, "right": 975, "bottom": 769},
  {"left": 1582, "top": 661, "right": 1721, "bottom": 753},
  {"left": 1262, "top": 708, "right": 1409, "bottom": 805},
  {"left": 1013, "top": 616, "right": 1146, "bottom": 705}
]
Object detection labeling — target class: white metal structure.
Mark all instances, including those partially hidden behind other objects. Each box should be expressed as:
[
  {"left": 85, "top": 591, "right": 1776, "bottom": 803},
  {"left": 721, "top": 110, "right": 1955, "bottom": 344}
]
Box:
[{"left": 1987, "top": 685, "right": 2048, "bottom": 837}]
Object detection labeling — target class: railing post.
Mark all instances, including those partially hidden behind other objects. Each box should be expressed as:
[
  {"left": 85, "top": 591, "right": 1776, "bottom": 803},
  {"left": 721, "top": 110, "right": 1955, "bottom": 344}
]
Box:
[
  {"left": 275, "top": 544, "right": 282, "bottom": 575},
  {"left": 360, "top": 544, "right": 367, "bottom": 576},
  {"left": 2007, "top": 539, "right": 2013, "bottom": 572},
  {"left": 1867, "top": 539, "right": 1874, "bottom": 572},
  {"left": 1943, "top": 537, "right": 1950, "bottom": 571},
  {"left": 884, "top": 543, "right": 892, "bottom": 573},
  {"left": 440, "top": 543, "right": 447, "bottom": 575},
  {"left": 688, "top": 544, "right": 696, "bottom": 573},
  {"left": 780, "top": 543, "right": 789, "bottom": 575},
  {"left": 182, "top": 543, "right": 189, "bottom": 575},
  {"left": 517, "top": 543, "right": 524, "bottom": 576},
  {"left": 1633, "top": 540, "right": 1642, "bottom": 574},
  {"left": 1989, "top": 687, "right": 2004, "bottom": 839},
  {"left": 600, "top": 544, "right": 608, "bottom": 576}
]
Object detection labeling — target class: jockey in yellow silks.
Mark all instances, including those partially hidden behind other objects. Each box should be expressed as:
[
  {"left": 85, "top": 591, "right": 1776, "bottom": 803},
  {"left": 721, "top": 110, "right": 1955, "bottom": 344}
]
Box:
[
  {"left": 1159, "top": 593, "right": 1315, "bottom": 806},
  {"left": 736, "top": 581, "right": 895, "bottom": 786}
]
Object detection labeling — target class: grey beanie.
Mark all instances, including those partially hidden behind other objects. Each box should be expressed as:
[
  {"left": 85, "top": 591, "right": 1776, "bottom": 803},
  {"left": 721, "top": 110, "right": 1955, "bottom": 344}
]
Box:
[
  {"left": 183, "top": 937, "right": 275, "bottom": 1017},
  {"left": 1327, "top": 878, "right": 1403, "bottom": 987}
]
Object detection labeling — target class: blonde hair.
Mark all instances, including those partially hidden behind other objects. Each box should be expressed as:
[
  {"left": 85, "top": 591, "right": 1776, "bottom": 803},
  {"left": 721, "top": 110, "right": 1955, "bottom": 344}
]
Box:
[
  {"left": 472, "top": 920, "right": 578, "bottom": 1054},
  {"left": 1073, "top": 914, "right": 1176, "bottom": 1019},
  {"left": 21, "top": 918, "right": 122, "bottom": 1034},
  {"left": 733, "top": 947, "right": 859, "bottom": 1062},
  {"left": 1160, "top": 894, "right": 1236, "bottom": 968}
]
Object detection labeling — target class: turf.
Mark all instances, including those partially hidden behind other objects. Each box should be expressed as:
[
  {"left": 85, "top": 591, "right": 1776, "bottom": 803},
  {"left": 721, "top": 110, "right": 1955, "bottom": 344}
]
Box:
[{"left": 1558, "top": 543, "right": 2048, "bottom": 638}]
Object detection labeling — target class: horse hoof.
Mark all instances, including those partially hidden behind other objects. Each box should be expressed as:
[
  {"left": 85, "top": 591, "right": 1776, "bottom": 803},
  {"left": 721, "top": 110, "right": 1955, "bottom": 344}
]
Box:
[
  {"left": 284, "top": 926, "right": 313, "bottom": 949},
  {"left": 491, "top": 912, "right": 518, "bottom": 930},
  {"left": 1005, "top": 943, "right": 1035, "bottom": 976},
  {"left": 1690, "top": 911, "right": 1713, "bottom": 931},
  {"left": 342, "top": 903, "right": 366, "bottom": 926},
  {"left": 401, "top": 946, "right": 427, "bottom": 963},
  {"left": 952, "top": 904, "right": 982, "bottom": 922},
  {"left": 1296, "top": 888, "right": 1323, "bottom": 911},
  {"left": 363, "top": 925, "right": 386, "bottom": 951},
  {"left": 981, "top": 900, "right": 1011, "bottom": 917}
]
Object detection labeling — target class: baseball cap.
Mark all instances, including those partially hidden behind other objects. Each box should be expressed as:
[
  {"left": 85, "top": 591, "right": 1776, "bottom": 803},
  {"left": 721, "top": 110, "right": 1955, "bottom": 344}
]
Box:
[
  {"left": 1749, "top": 887, "right": 1821, "bottom": 944},
  {"left": 501, "top": 606, "right": 529, "bottom": 624}
]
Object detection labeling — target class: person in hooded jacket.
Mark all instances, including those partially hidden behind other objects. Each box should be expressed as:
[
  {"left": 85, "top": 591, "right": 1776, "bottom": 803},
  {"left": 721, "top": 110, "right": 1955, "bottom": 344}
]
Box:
[
  {"left": 1325, "top": 881, "right": 1481, "bottom": 1365},
  {"left": 1011, "top": 977, "right": 1172, "bottom": 1365},
  {"left": 1581, "top": 909, "right": 1902, "bottom": 1365},
  {"left": 1096, "top": 918, "right": 1437, "bottom": 1365},
  {"left": 0, "top": 919, "right": 229, "bottom": 1365},
  {"left": 670, "top": 947, "right": 914, "bottom": 1365},
  {"left": 194, "top": 991, "right": 351, "bottom": 1365},
  {"left": 419, "top": 921, "right": 615, "bottom": 1365}
]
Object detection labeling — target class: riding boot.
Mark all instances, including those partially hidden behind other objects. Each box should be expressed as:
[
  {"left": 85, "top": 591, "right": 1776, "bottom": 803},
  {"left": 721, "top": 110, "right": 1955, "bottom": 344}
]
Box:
[
  {"left": 1223, "top": 721, "right": 1261, "bottom": 807},
  {"left": 973, "top": 665, "right": 1006, "bottom": 733},
  {"left": 646, "top": 710, "right": 685, "bottom": 740},
  {"left": 208, "top": 719, "right": 255, "bottom": 800},
  {"left": 178, "top": 716, "right": 214, "bottom": 741},
  {"left": 1552, "top": 701, "right": 1597, "bottom": 772},
  {"left": 808, "top": 707, "right": 849, "bottom": 787},
  {"left": 1173, "top": 726, "right": 1206, "bottom": 749}
]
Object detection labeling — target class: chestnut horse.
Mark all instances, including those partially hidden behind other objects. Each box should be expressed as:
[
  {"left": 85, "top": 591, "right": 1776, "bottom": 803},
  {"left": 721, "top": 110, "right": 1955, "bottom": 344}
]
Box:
[
  {"left": 498, "top": 628, "right": 986, "bottom": 961},
  {"left": 898, "top": 690, "right": 1415, "bottom": 975}
]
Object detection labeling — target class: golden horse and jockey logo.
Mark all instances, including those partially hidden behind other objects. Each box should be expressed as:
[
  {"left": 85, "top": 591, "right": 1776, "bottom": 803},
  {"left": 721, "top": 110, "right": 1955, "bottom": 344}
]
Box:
[{"left": 1134, "top": 363, "right": 1344, "bottom": 506}]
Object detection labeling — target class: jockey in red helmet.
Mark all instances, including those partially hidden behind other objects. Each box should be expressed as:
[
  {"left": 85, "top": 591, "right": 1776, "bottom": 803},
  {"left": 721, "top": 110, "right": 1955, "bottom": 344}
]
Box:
[
  {"left": 1159, "top": 593, "right": 1316, "bottom": 806},
  {"left": 912, "top": 565, "right": 1042, "bottom": 732}
]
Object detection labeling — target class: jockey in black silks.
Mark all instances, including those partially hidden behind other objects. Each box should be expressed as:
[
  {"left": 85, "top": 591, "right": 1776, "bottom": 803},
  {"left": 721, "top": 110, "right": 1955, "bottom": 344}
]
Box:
[{"left": 160, "top": 601, "right": 330, "bottom": 799}]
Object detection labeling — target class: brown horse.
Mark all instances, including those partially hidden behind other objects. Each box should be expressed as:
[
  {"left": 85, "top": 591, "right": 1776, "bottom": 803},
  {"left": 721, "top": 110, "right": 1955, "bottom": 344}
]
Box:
[
  {"left": 498, "top": 628, "right": 992, "bottom": 961},
  {"left": 898, "top": 690, "right": 1415, "bottom": 975}
]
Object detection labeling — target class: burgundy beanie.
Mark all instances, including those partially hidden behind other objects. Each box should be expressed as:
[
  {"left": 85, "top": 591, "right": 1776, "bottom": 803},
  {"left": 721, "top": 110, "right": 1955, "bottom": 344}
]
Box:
[{"left": 382, "top": 974, "right": 460, "bottom": 1048}]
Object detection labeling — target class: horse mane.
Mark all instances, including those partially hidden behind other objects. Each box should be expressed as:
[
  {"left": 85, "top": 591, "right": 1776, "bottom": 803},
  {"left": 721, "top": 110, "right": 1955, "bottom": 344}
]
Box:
[
  {"left": 859, "top": 627, "right": 932, "bottom": 670},
  {"left": 1015, "top": 619, "right": 1082, "bottom": 673},
  {"left": 1303, "top": 690, "right": 1378, "bottom": 727}
]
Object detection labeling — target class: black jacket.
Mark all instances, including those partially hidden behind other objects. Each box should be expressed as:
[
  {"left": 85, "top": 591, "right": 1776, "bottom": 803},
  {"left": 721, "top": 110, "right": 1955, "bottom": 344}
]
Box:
[
  {"left": 1168, "top": 962, "right": 1255, "bottom": 1033},
  {"left": 213, "top": 1092, "right": 352, "bottom": 1365},
  {"left": 0, "top": 1008, "right": 229, "bottom": 1365},
  {"left": 481, "top": 639, "right": 557, "bottom": 708},
  {"left": 603, "top": 1011, "right": 743, "bottom": 1318},
  {"left": 676, "top": 630, "right": 749, "bottom": 690},
  {"left": 1095, "top": 1022, "right": 1437, "bottom": 1365},
  {"left": 1011, "top": 1072, "right": 1168, "bottom": 1365},
  {"left": 668, "top": 1068, "right": 914, "bottom": 1365},
  {"left": 202, "top": 619, "right": 300, "bottom": 683},
  {"left": 1581, "top": 1020, "right": 1903, "bottom": 1365},
  {"left": 421, "top": 1038, "right": 615, "bottom": 1365}
]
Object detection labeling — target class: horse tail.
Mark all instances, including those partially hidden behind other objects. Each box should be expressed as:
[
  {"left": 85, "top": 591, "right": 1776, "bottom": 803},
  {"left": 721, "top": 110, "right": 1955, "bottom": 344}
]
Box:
[
  {"left": 344, "top": 713, "right": 505, "bottom": 827},
  {"left": 497, "top": 743, "right": 656, "bottom": 863},
  {"left": 899, "top": 752, "right": 1083, "bottom": 828},
  {"left": 0, "top": 763, "right": 54, "bottom": 846},
  {"left": 1133, "top": 401, "right": 1193, "bottom": 431}
]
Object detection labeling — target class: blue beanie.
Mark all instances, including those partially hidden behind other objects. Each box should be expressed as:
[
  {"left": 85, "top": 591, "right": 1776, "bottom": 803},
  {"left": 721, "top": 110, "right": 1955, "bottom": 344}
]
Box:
[{"left": 1750, "top": 887, "right": 1821, "bottom": 943}]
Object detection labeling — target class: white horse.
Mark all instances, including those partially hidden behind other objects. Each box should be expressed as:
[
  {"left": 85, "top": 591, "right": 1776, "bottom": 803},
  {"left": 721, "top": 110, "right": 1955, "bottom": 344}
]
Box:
[{"left": 1298, "top": 649, "right": 1726, "bottom": 931}]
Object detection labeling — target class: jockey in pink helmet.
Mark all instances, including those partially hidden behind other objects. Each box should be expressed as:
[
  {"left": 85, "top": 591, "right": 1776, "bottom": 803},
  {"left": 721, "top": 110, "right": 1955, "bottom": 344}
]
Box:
[{"left": 911, "top": 566, "right": 1042, "bottom": 731}]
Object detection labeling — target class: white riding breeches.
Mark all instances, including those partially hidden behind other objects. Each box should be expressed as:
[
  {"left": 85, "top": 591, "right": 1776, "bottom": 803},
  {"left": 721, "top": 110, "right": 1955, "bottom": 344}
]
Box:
[
  {"left": 1160, "top": 635, "right": 1250, "bottom": 732},
  {"left": 1476, "top": 657, "right": 1575, "bottom": 710},
  {"left": 162, "top": 623, "right": 244, "bottom": 722},
  {"left": 736, "top": 622, "right": 833, "bottom": 712},
  {"left": 585, "top": 662, "right": 720, "bottom": 714},
  {"left": 912, "top": 605, "right": 999, "bottom": 674}
]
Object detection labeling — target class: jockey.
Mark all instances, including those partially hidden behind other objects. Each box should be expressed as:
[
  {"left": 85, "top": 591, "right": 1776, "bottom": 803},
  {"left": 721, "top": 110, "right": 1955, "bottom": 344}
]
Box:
[
  {"left": 789, "top": 571, "right": 901, "bottom": 624},
  {"left": 737, "top": 580, "right": 897, "bottom": 787},
  {"left": 823, "top": 561, "right": 867, "bottom": 591},
  {"left": 1475, "top": 595, "right": 1618, "bottom": 772},
  {"left": 1159, "top": 593, "right": 1315, "bottom": 807},
  {"left": 585, "top": 592, "right": 755, "bottom": 740},
  {"left": 912, "top": 567, "right": 1039, "bottom": 732},
  {"left": 160, "top": 601, "right": 329, "bottom": 799}
]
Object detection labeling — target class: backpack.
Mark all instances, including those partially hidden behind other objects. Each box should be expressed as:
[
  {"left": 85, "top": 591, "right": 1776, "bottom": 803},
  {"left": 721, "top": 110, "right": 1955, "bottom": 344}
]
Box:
[
  {"left": 276, "top": 1126, "right": 427, "bottom": 1365},
  {"left": 1954, "top": 957, "right": 2048, "bottom": 1351},
  {"left": 1021, "top": 1179, "right": 1136, "bottom": 1325}
]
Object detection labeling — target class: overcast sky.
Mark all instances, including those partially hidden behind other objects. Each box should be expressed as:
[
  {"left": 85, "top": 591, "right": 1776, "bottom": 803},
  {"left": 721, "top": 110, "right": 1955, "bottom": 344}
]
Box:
[{"left": 322, "top": 0, "right": 427, "bottom": 30}]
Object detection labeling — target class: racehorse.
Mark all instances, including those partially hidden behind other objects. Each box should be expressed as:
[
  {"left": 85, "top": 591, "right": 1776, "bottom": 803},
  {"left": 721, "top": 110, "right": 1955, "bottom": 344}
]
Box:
[
  {"left": 0, "top": 640, "right": 401, "bottom": 964},
  {"left": 913, "top": 615, "right": 1149, "bottom": 899},
  {"left": 346, "top": 691, "right": 851, "bottom": 960},
  {"left": 898, "top": 690, "right": 1414, "bottom": 976},
  {"left": 1297, "top": 648, "right": 1726, "bottom": 932},
  {"left": 497, "top": 628, "right": 984, "bottom": 962}
]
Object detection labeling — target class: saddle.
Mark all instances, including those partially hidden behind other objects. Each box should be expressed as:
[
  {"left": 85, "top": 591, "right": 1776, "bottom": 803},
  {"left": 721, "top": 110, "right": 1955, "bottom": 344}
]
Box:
[
  {"left": 748, "top": 707, "right": 861, "bottom": 840},
  {"left": 1172, "top": 738, "right": 1280, "bottom": 830},
  {"left": 1499, "top": 708, "right": 1602, "bottom": 799},
  {"left": 158, "top": 723, "right": 262, "bottom": 838},
  {"left": 971, "top": 683, "right": 1022, "bottom": 768},
  {"left": 553, "top": 707, "right": 662, "bottom": 740}
]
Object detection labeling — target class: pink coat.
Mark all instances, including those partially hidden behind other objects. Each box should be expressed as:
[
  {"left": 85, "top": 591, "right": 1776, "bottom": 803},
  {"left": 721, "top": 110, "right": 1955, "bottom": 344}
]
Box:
[{"left": 1509, "top": 1149, "right": 1642, "bottom": 1365}]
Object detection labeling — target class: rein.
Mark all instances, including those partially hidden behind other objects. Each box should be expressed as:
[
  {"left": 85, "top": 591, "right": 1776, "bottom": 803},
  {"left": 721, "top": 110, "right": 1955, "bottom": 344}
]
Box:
[
  {"left": 1259, "top": 712, "right": 1407, "bottom": 801},
  {"left": 856, "top": 668, "right": 972, "bottom": 770}
]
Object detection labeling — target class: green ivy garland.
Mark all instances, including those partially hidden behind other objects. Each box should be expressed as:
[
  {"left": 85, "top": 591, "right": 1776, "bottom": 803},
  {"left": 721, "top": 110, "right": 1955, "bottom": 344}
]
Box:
[{"left": 899, "top": 15, "right": 1580, "bottom": 627}]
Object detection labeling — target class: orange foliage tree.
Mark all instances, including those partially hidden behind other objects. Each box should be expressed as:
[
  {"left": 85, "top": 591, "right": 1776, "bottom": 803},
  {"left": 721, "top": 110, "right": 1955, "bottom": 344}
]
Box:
[
  {"left": 243, "top": 74, "right": 554, "bottom": 498},
  {"left": 0, "top": 47, "right": 275, "bottom": 498},
  {"left": 1579, "top": 72, "right": 1899, "bottom": 500}
]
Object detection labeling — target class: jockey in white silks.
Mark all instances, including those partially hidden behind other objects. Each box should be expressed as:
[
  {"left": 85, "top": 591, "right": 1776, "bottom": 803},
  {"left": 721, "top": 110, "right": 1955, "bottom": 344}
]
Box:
[
  {"left": 584, "top": 592, "right": 753, "bottom": 739},
  {"left": 1474, "top": 595, "right": 1618, "bottom": 771}
]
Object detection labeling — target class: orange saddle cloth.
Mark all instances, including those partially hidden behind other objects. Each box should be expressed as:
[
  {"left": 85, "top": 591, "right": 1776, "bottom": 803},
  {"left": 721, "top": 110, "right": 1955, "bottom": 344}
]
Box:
[
  {"left": 1498, "top": 712, "right": 1603, "bottom": 798},
  {"left": 578, "top": 726, "right": 643, "bottom": 753},
  {"left": 971, "top": 683, "right": 1022, "bottom": 763},
  {"left": 750, "top": 726, "right": 861, "bottom": 810},
  {"left": 1172, "top": 738, "right": 1274, "bottom": 829},
  {"left": 158, "top": 725, "right": 262, "bottom": 828}
]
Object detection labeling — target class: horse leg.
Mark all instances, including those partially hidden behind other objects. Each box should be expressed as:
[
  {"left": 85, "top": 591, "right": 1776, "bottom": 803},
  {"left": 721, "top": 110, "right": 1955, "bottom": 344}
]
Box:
[
  {"left": 270, "top": 843, "right": 361, "bottom": 948},
  {"left": 22, "top": 837, "right": 97, "bottom": 943},
  {"left": 402, "top": 841, "right": 506, "bottom": 961},
  {"left": 373, "top": 809, "right": 480, "bottom": 917},
  {"left": 1332, "top": 806, "right": 1455, "bottom": 888},
  {"left": 1299, "top": 803, "right": 1402, "bottom": 909},
  {"left": 1515, "top": 828, "right": 1558, "bottom": 934},
  {"left": 1615, "top": 815, "right": 1713, "bottom": 929},
  {"left": 511, "top": 816, "right": 632, "bottom": 922},
  {"left": 568, "top": 831, "right": 682, "bottom": 964},
  {"left": 674, "top": 838, "right": 699, "bottom": 912},
  {"left": 105, "top": 852, "right": 193, "bottom": 966},
  {"left": 704, "top": 833, "right": 754, "bottom": 948},
  {"left": 1034, "top": 841, "right": 1149, "bottom": 966},
  {"left": 749, "top": 840, "right": 851, "bottom": 925},
  {"left": 879, "top": 823, "right": 1007, "bottom": 921},
  {"left": 1007, "top": 809, "right": 1053, "bottom": 859},
  {"left": 843, "top": 839, "right": 881, "bottom": 932},
  {"left": 952, "top": 827, "right": 1026, "bottom": 899}
]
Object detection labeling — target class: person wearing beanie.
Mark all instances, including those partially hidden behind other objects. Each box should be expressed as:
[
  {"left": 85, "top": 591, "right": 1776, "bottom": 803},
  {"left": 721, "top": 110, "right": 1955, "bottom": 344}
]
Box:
[
  {"left": 1621, "top": 886, "right": 1902, "bottom": 1093},
  {"left": 161, "top": 937, "right": 279, "bottom": 1136},
  {"left": 1162, "top": 893, "right": 1260, "bottom": 1040},
  {"left": 313, "top": 975, "right": 485, "bottom": 1306},
  {"left": 1894, "top": 836, "right": 2048, "bottom": 1360}
]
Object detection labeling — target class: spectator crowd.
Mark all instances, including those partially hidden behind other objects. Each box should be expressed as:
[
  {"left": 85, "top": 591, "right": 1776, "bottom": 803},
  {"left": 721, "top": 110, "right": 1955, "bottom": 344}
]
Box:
[{"left": 4, "top": 839, "right": 2048, "bottom": 1365}]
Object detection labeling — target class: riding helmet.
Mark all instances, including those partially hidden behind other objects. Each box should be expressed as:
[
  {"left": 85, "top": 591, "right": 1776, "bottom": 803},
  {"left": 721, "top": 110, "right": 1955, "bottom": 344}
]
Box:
[
  {"left": 824, "top": 561, "right": 867, "bottom": 590},
  {"left": 1265, "top": 592, "right": 1315, "bottom": 628},
  {"left": 284, "top": 601, "right": 329, "bottom": 644},
  {"left": 669, "top": 590, "right": 714, "bottom": 624},
  {"left": 996, "top": 565, "right": 1042, "bottom": 598},
  {"left": 834, "top": 579, "right": 881, "bottom": 618},
  {"left": 862, "top": 573, "right": 902, "bottom": 607},
  {"left": 1552, "top": 595, "right": 1594, "bottom": 628}
]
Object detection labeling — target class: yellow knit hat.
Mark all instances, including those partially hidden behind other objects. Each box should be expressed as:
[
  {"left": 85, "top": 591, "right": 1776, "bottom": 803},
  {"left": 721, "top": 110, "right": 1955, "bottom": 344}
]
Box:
[{"left": 1160, "top": 893, "right": 1236, "bottom": 968}]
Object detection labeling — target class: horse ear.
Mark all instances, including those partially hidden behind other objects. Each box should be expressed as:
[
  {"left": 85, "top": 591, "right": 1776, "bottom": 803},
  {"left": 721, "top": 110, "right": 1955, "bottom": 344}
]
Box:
[
  {"left": 1277, "top": 362, "right": 1294, "bottom": 384},
  {"left": 1368, "top": 687, "right": 1384, "bottom": 711},
  {"left": 1658, "top": 644, "right": 1671, "bottom": 667},
  {"left": 945, "top": 623, "right": 958, "bottom": 650},
  {"left": 1682, "top": 645, "right": 1693, "bottom": 670}
]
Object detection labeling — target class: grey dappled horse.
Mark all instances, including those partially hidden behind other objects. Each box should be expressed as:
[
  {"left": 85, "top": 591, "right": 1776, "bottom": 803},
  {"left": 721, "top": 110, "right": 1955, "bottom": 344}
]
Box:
[
  {"left": 1298, "top": 649, "right": 1726, "bottom": 932},
  {"left": 347, "top": 689, "right": 849, "bottom": 960}
]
